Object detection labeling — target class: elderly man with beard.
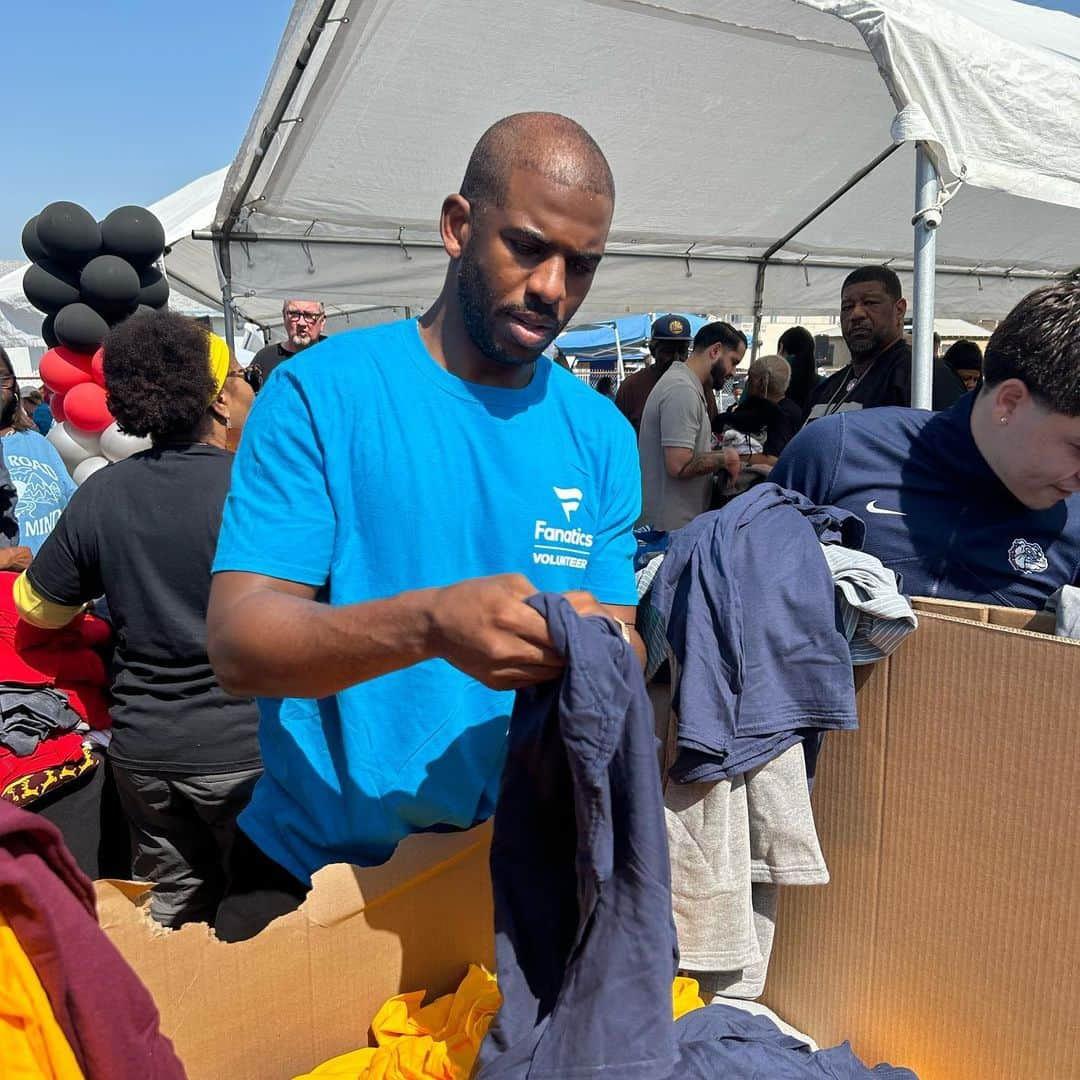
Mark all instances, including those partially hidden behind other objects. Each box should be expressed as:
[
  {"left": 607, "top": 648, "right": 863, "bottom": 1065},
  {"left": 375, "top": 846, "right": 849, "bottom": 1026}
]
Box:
[
  {"left": 637, "top": 322, "right": 744, "bottom": 531},
  {"left": 207, "top": 112, "right": 644, "bottom": 940},
  {"left": 249, "top": 299, "right": 328, "bottom": 382}
]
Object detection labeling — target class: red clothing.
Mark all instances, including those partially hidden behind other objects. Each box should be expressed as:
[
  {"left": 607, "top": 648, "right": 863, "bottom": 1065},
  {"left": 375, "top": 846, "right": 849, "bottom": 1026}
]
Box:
[
  {"left": 0, "top": 571, "right": 112, "bottom": 729},
  {"left": 0, "top": 732, "right": 95, "bottom": 805},
  {"left": 0, "top": 800, "right": 187, "bottom": 1078}
]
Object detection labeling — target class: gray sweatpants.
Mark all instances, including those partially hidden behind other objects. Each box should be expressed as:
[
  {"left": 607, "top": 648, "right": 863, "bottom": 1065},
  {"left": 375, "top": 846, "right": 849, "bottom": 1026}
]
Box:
[{"left": 112, "top": 765, "right": 262, "bottom": 929}]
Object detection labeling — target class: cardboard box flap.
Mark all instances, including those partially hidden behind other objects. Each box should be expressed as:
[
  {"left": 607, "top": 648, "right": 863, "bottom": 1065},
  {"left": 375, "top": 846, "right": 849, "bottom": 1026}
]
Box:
[
  {"left": 96, "top": 879, "right": 155, "bottom": 924},
  {"left": 98, "top": 822, "right": 496, "bottom": 1080},
  {"left": 911, "top": 596, "right": 1058, "bottom": 637},
  {"left": 303, "top": 824, "right": 492, "bottom": 928}
]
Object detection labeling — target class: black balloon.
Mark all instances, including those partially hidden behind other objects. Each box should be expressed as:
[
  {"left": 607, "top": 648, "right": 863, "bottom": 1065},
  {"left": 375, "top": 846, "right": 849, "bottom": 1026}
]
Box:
[
  {"left": 136, "top": 266, "right": 170, "bottom": 309},
  {"left": 23, "top": 260, "right": 81, "bottom": 314},
  {"left": 41, "top": 313, "right": 59, "bottom": 349},
  {"left": 100, "top": 205, "right": 165, "bottom": 267},
  {"left": 35, "top": 202, "right": 101, "bottom": 266},
  {"left": 54, "top": 303, "right": 109, "bottom": 353},
  {"left": 79, "top": 255, "right": 140, "bottom": 314},
  {"left": 21, "top": 216, "right": 47, "bottom": 263}
]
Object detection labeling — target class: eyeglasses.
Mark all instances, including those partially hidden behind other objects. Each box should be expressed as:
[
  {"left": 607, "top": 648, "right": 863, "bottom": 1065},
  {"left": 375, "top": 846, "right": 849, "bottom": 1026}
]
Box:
[
  {"left": 227, "top": 367, "right": 264, "bottom": 393},
  {"left": 284, "top": 310, "right": 324, "bottom": 323}
]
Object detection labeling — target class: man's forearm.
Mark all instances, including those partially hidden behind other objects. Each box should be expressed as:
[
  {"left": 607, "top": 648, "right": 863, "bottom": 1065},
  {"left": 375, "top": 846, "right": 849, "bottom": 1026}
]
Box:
[
  {"left": 677, "top": 450, "right": 731, "bottom": 479},
  {"left": 208, "top": 584, "right": 437, "bottom": 700}
]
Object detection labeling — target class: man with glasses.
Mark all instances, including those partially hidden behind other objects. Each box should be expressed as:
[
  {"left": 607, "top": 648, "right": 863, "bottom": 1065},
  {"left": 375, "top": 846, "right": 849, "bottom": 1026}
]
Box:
[{"left": 249, "top": 300, "right": 327, "bottom": 383}]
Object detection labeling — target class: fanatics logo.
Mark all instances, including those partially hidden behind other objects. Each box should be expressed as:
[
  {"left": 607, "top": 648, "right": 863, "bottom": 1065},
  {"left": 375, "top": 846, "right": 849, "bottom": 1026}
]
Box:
[
  {"left": 553, "top": 485, "right": 583, "bottom": 522},
  {"left": 1008, "top": 538, "right": 1048, "bottom": 575}
]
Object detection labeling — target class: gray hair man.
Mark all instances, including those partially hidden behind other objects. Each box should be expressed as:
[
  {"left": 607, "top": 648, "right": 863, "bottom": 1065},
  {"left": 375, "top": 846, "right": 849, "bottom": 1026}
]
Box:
[{"left": 249, "top": 300, "right": 328, "bottom": 381}]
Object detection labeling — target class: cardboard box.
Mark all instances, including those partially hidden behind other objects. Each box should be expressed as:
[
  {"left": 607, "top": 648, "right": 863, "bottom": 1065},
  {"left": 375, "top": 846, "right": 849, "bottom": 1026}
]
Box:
[
  {"left": 763, "top": 605, "right": 1080, "bottom": 1079},
  {"left": 98, "top": 823, "right": 494, "bottom": 1080},
  {"left": 98, "top": 603, "right": 1077, "bottom": 1079}
]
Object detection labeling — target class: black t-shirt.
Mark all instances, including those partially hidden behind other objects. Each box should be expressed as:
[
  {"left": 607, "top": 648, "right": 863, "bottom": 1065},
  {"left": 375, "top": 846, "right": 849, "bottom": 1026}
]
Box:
[
  {"left": 806, "top": 339, "right": 965, "bottom": 420},
  {"left": 714, "top": 395, "right": 801, "bottom": 457},
  {"left": 250, "top": 337, "right": 327, "bottom": 380},
  {"left": 27, "top": 444, "right": 260, "bottom": 775}
]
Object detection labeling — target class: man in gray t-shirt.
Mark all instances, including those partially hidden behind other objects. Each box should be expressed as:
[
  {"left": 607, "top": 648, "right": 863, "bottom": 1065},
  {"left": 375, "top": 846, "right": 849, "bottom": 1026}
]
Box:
[{"left": 638, "top": 322, "right": 745, "bottom": 531}]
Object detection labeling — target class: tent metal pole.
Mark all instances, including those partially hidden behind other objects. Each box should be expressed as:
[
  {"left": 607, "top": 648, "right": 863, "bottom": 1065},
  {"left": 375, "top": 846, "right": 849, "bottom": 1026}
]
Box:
[
  {"left": 911, "top": 143, "right": 939, "bottom": 410},
  {"left": 614, "top": 322, "right": 625, "bottom": 383},
  {"left": 750, "top": 263, "right": 767, "bottom": 362},
  {"left": 217, "top": 238, "right": 236, "bottom": 354},
  {"left": 219, "top": 0, "right": 340, "bottom": 239},
  {"left": 750, "top": 142, "right": 904, "bottom": 361}
]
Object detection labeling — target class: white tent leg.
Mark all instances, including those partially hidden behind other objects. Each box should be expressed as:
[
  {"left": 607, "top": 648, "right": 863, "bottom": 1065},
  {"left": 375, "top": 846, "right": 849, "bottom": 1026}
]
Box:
[
  {"left": 911, "top": 143, "right": 939, "bottom": 410},
  {"left": 614, "top": 322, "right": 625, "bottom": 385}
]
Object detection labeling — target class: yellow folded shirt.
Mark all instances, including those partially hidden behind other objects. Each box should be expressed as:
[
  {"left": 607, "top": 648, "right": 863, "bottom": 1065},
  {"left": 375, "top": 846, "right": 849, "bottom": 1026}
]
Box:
[
  {"left": 0, "top": 914, "right": 84, "bottom": 1079},
  {"left": 296, "top": 966, "right": 705, "bottom": 1080}
]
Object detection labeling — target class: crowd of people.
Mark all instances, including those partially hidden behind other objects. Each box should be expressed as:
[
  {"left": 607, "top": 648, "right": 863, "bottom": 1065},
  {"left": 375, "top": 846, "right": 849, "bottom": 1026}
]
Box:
[{"left": 2, "top": 110, "right": 1079, "bottom": 974}]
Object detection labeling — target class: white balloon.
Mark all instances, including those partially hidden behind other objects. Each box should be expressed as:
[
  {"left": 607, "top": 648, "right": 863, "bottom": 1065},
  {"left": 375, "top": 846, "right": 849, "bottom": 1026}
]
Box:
[
  {"left": 72, "top": 456, "right": 109, "bottom": 485},
  {"left": 47, "top": 421, "right": 97, "bottom": 472},
  {"left": 100, "top": 421, "right": 152, "bottom": 462},
  {"left": 65, "top": 422, "right": 102, "bottom": 455}
]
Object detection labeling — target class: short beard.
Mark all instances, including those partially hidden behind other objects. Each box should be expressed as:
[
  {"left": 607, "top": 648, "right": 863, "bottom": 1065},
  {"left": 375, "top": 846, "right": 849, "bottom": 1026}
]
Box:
[{"left": 456, "top": 247, "right": 556, "bottom": 367}]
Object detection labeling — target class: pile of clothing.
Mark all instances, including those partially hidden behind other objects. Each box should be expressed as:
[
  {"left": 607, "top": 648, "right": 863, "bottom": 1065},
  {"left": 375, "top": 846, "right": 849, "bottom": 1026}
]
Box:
[
  {"left": 0, "top": 570, "right": 112, "bottom": 808},
  {"left": 298, "top": 968, "right": 707, "bottom": 1079},
  {"left": 638, "top": 485, "right": 916, "bottom": 996},
  {"left": 297, "top": 593, "right": 916, "bottom": 1078},
  {"left": 0, "top": 800, "right": 185, "bottom": 1078}
]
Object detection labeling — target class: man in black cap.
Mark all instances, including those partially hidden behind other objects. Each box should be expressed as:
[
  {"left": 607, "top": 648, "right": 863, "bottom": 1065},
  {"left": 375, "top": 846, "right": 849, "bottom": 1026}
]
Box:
[{"left": 615, "top": 314, "right": 693, "bottom": 435}]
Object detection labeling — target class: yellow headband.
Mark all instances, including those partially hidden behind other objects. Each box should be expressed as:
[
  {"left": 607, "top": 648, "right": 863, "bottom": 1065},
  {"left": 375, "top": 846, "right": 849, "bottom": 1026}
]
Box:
[{"left": 208, "top": 332, "right": 231, "bottom": 397}]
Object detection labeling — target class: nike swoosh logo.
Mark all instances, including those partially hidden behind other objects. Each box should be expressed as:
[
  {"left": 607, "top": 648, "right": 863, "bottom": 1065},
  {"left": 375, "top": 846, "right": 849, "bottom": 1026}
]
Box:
[{"left": 866, "top": 500, "right": 906, "bottom": 517}]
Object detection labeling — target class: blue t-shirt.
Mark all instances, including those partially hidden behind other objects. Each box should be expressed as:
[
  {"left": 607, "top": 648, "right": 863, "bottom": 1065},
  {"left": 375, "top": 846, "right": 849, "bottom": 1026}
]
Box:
[
  {"left": 213, "top": 319, "right": 640, "bottom": 881},
  {"left": 3, "top": 430, "right": 77, "bottom": 554},
  {"left": 772, "top": 394, "right": 1080, "bottom": 607}
]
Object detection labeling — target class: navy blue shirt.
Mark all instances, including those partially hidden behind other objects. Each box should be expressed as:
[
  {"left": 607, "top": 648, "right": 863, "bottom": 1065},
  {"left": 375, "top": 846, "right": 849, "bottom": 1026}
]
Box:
[
  {"left": 478, "top": 593, "right": 916, "bottom": 1080},
  {"left": 648, "top": 485, "right": 860, "bottom": 783},
  {"left": 772, "top": 394, "right": 1080, "bottom": 607}
]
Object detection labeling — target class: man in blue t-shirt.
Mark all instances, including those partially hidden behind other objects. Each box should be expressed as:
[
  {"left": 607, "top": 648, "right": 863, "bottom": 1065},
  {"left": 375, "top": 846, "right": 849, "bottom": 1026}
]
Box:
[
  {"left": 209, "top": 112, "right": 644, "bottom": 940},
  {"left": 773, "top": 281, "right": 1080, "bottom": 608}
]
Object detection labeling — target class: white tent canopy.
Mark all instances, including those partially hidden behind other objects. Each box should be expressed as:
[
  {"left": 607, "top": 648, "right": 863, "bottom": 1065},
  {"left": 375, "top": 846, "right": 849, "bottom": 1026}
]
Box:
[{"left": 205, "top": 0, "right": 1080, "bottom": 337}]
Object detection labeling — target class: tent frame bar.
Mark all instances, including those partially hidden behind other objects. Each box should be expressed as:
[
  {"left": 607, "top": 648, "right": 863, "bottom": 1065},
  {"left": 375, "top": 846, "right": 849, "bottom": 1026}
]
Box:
[
  {"left": 216, "top": 0, "right": 341, "bottom": 349},
  {"left": 750, "top": 142, "right": 903, "bottom": 359},
  {"left": 190, "top": 228, "right": 1060, "bottom": 281}
]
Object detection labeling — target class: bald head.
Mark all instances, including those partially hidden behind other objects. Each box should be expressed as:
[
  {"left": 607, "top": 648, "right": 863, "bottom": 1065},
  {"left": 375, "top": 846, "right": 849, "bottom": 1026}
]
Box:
[{"left": 460, "top": 112, "right": 615, "bottom": 214}]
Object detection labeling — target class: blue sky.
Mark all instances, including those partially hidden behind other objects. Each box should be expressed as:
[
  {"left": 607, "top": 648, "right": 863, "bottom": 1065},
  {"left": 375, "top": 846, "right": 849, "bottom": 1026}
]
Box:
[
  {"left": 4, "top": 1, "right": 292, "bottom": 259},
  {"left": 3, "top": 0, "right": 1078, "bottom": 260}
]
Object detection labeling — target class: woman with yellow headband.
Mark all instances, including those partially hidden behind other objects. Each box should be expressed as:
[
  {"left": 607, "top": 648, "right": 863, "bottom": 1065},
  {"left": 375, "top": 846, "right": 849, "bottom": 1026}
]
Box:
[{"left": 13, "top": 310, "right": 261, "bottom": 929}]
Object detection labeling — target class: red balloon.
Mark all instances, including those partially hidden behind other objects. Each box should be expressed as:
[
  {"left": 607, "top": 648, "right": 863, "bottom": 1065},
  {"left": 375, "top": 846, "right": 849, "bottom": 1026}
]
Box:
[
  {"left": 39, "top": 346, "right": 94, "bottom": 395},
  {"left": 63, "top": 382, "right": 113, "bottom": 433},
  {"left": 91, "top": 347, "right": 106, "bottom": 387},
  {"left": 50, "top": 391, "right": 67, "bottom": 423}
]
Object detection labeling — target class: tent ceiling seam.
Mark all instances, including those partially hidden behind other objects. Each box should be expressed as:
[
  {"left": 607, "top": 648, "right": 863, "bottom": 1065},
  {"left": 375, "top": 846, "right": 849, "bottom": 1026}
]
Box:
[{"left": 584, "top": 0, "right": 874, "bottom": 60}]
